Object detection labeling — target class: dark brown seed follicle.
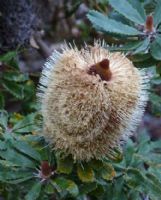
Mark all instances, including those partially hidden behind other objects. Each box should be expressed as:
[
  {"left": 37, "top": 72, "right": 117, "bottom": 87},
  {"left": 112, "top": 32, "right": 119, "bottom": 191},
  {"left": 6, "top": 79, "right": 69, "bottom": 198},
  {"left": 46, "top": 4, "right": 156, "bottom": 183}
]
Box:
[{"left": 88, "top": 59, "right": 112, "bottom": 81}]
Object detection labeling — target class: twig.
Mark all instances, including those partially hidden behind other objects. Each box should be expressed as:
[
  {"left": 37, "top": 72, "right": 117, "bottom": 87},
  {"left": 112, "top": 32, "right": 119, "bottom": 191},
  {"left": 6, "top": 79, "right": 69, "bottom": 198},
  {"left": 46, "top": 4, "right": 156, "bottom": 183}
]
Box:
[{"left": 33, "top": 31, "right": 51, "bottom": 58}]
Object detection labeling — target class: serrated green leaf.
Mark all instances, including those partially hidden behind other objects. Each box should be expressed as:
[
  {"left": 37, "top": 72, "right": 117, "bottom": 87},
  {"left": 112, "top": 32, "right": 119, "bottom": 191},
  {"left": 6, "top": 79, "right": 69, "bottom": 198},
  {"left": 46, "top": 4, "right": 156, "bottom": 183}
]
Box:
[
  {"left": 0, "top": 147, "right": 36, "bottom": 168},
  {"left": 125, "top": 168, "right": 161, "bottom": 200},
  {"left": 11, "top": 140, "right": 41, "bottom": 162},
  {"left": 145, "top": 173, "right": 161, "bottom": 200},
  {"left": 23, "top": 80, "right": 35, "bottom": 101},
  {"left": 12, "top": 113, "right": 37, "bottom": 133},
  {"left": 53, "top": 177, "right": 79, "bottom": 197},
  {"left": 0, "top": 51, "right": 17, "bottom": 63},
  {"left": 151, "top": 36, "right": 161, "bottom": 60},
  {"left": 153, "top": 0, "right": 161, "bottom": 26},
  {"left": 127, "top": 0, "right": 146, "bottom": 21},
  {"left": 77, "top": 164, "right": 95, "bottom": 183},
  {"left": 133, "top": 37, "right": 150, "bottom": 54},
  {"left": 87, "top": 10, "right": 141, "bottom": 36},
  {"left": 130, "top": 53, "right": 151, "bottom": 63},
  {"left": 125, "top": 168, "right": 145, "bottom": 190},
  {"left": 2, "top": 80, "right": 24, "bottom": 99},
  {"left": 0, "top": 159, "right": 20, "bottom": 167},
  {"left": 0, "top": 165, "right": 33, "bottom": 183},
  {"left": 3, "top": 71, "right": 28, "bottom": 82},
  {"left": 108, "top": 0, "right": 145, "bottom": 24},
  {"left": 0, "top": 51, "right": 19, "bottom": 69},
  {"left": 25, "top": 182, "right": 42, "bottom": 200},
  {"left": 0, "top": 110, "right": 8, "bottom": 129},
  {"left": 57, "top": 156, "right": 73, "bottom": 174},
  {"left": 148, "top": 167, "right": 161, "bottom": 181},
  {"left": 6, "top": 176, "right": 33, "bottom": 184},
  {"left": 150, "top": 139, "right": 161, "bottom": 149},
  {"left": 110, "top": 41, "right": 143, "bottom": 52},
  {"left": 104, "top": 178, "right": 126, "bottom": 200}
]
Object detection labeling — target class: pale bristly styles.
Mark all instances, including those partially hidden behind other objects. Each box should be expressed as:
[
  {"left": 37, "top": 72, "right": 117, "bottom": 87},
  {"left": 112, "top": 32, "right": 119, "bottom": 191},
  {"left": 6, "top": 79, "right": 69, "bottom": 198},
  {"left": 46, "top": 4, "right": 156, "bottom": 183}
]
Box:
[{"left": 37, "top": 41, "right": 149, "bottom": 161}]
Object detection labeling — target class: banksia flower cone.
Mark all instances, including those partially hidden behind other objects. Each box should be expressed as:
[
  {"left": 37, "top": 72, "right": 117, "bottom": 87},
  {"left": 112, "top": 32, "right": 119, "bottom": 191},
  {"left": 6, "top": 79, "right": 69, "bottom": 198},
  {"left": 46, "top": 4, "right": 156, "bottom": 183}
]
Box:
[{"left": 38, "top": 42, "right": 149, "bottom": 161}]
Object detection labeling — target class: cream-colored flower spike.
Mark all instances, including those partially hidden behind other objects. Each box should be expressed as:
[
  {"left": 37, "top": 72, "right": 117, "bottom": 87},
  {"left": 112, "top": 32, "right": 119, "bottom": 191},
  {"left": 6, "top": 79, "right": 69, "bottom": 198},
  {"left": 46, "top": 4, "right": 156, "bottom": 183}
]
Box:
[{"left": 37, "top": 41, "right": 149, "bottom": 161}]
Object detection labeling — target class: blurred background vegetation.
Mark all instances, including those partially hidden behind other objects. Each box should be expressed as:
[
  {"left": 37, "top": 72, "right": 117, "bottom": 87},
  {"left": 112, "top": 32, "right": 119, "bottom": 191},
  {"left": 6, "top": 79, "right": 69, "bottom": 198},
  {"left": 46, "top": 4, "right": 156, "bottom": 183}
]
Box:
[{"left": 0, "top": 0, "right": 161, "bottom": 200}]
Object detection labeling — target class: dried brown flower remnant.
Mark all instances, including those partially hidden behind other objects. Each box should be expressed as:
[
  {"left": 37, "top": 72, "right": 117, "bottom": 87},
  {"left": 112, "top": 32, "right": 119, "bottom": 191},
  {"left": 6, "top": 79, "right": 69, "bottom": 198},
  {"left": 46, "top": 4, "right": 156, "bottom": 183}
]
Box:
[
  {"left": 88, "top": 59, "right": 112, "bottom": 81},
  {"left": 41, "top": 161, "right": 52, "bottom": 178},
  {"left": 38, "top": 42, "right": 149, "bottom": 161},
  {"left": 145, "top": 15, "right": 154, "bottom": 33}
]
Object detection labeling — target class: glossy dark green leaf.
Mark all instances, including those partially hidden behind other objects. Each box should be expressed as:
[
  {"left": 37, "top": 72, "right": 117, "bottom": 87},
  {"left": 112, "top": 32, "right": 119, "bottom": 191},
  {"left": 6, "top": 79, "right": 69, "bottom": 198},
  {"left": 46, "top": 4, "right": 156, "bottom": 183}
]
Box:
[
  {"left": 57, "top": 156, "right": 73, "bottom": 174},
  {"left": 53, "top": 177, "right": 79, "bottom": 197},
  {"left": 77, "top": 164, "right": 95, "bottom": 183},
  {"left": 3, "top": 71, "right": 28, "bottom": 82},
  {"left": 12, "top": 113, "right": 37, "bottom": 133},
  {"left": 101, "top": 163, "right": 116, "bottom": 181},
  {"left": 0, "top": 51, "right": 19, "bottom": 69},
  {"left": 2, "top": 80, "right": 24, "bottom": 99},
  {"left": 23, "top": 80, "right": 35, "bottom": 101},
  {"left": 44, "top": 183, "right": 55, "bottom": 194},
  {"left": 0, "top": 51, "right": 17, "bottom": 62},
  {"left": 89, "top": 159, "right": 103, "bottom": 170},
  {"left": 108, "top": 0, "right": 145, "bottom": 24},
  {"left": 11, "top": 140, "right": 41, "bottom": 162},
  {"left": 25, "top": 182, "right": 42, "bottom": 200},
  {"left": 87, "top": 10, "right": 141, "bottom": 36}
]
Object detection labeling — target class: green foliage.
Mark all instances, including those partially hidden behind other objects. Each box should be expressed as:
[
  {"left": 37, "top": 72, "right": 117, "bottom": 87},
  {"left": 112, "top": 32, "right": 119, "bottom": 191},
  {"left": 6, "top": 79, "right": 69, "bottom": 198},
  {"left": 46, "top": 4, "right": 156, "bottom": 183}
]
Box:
[
  {"left": 87, "top": 0, "right": 161, "bottom": 62},
  {"left": 87, "top": 10, "right": 141, "bottom": 36},
  {"left": 108, "top": 0, "right": 145, "bottom": 24},
  {"left": 0, "top": 114, "right": 161, "bottom": 200},
  {"left": 0, "top": 1, "right": 161, "bottom": 199},
  {"left": 87, "top": 0, "right": 161, "bottom": 123},
  {"left": 77, "top": 163, "right": 95, "bottom": 183},
  {"left": 0, "top": 51, "right": 36, "bottom": 110}
]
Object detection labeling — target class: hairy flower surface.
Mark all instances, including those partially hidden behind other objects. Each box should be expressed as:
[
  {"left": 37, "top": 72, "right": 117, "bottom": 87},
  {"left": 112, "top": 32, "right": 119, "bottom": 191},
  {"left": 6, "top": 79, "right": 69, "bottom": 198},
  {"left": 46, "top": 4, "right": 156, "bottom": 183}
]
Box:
[{"left": 38, "top": 42, "right": 149, "bottom": 161}]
